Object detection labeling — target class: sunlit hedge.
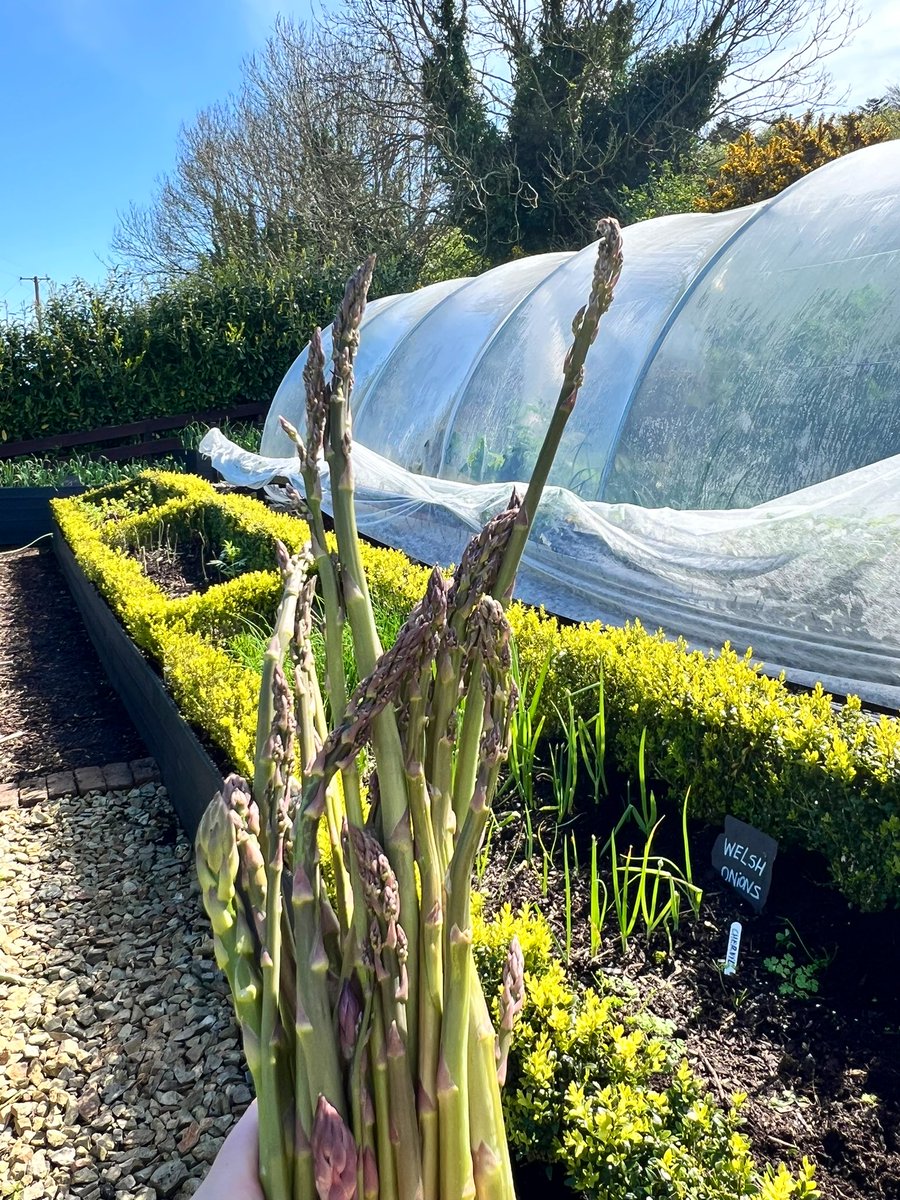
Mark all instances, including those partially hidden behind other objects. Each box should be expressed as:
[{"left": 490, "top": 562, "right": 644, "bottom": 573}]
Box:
[
  {"left": 0, "top": 264, "right": 343, "bottom": 444},
  {"left": 53, "top": 473, "right": 900, "bottom": 910},
  {"left": 474, "top": 903, "right": 817, "bottom": 1199}
]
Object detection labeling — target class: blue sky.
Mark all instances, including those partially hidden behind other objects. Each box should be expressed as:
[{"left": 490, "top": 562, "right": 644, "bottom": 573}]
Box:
[{"left": 0, "top": 0, "right": 897, "bottom": 321}]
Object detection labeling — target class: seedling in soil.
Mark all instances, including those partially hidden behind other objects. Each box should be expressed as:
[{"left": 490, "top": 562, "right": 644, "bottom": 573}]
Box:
[{"left": 764, "top": 921, "right": 832, "bottom": 999}]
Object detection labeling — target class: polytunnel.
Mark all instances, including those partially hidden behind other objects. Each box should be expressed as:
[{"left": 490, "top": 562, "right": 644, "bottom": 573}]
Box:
[{"left": 202, "top": 140, "right": 900, "bottom": 709}]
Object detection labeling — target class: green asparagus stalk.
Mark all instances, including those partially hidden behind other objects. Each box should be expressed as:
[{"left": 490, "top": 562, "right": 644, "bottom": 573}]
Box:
[
  {"left": 493, "top": 218, "right": 623, "bottom": 604},
  {"left": 196, "top": 223, "right": 624, "bottom": 1200},
  {"left": 324, "top": 258, "right": 422, "bottom": 1073}
]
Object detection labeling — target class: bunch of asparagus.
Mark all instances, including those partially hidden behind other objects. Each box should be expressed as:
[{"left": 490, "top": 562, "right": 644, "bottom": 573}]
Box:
[{"left": 196, "top": 220, "right": 623, "bottom": 1200}]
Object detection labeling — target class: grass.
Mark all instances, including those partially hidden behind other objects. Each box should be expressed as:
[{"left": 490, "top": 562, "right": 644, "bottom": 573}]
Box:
[{"left": 0, "top": 418, "right": 261, "bottom": 487}]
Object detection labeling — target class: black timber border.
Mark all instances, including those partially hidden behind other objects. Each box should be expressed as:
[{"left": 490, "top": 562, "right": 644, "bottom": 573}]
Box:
[{"left": 53, "top": 517, "right": 224, "bottom": 839}]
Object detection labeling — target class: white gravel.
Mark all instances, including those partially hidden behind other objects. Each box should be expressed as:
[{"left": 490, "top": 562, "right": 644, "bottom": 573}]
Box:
[{"left": 0, "top": 784, "right": 249, "bottom": 1200}]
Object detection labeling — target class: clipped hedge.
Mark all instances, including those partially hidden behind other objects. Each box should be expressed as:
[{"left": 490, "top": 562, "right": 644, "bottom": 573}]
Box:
[
  {"left": 53, "top": 472, "right": 900, "bottom": 910},
  {"left": 473, "top": 903, "right": 817, "bottom": 1199},
  {"left": 52, "top": 471, "right": 308, "bottom": 775},
  {"left": 506, "top": 608, "right": 900, "bottom": 911},
  {"left": 0, "top": 266, "right": 342, "bottom": 444}
]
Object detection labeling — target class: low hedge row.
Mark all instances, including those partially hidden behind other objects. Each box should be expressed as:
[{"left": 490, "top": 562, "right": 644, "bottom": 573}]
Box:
[
  {"left": 52, "top": 471, "right": 900, "bottom": 911},
  {"left": 473, "top": 902, "right": 816, "bottom": 1199},
  {"left": 52, "top": 472, "right": 820, "bottom": 1197},
  {"left": 52, "top": 471, "right": 302, "bottom": 775}
]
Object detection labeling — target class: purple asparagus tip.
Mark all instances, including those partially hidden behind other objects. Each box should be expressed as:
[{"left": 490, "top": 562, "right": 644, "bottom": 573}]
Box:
[{"left": 311, "top": 1095, "right": 358, "bottom": 1200}]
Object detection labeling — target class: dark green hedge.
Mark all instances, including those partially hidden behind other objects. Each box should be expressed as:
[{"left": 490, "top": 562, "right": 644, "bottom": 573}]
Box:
[{"left": 0, "top": 263, "right": 346, "bottom": 444}]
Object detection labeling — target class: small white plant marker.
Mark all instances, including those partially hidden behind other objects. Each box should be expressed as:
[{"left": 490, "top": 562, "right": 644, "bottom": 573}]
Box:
[{"left": 723, "top": 921, "right": 742, "bottom": 976}]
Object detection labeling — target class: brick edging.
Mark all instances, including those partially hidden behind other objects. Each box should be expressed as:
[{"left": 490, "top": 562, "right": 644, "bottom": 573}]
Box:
[{"left": 0, "top": 757, "right": 160, "bottom": 810}]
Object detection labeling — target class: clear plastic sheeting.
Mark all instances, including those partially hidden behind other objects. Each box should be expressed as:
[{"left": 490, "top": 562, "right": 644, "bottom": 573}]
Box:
[
  {"left": 203, "top": 142, "right": 900, "bottom": 708},
  {"left": 606, "top": 142, "right": 900, "bottom": 509},
  {"left": 200, "top": 429, "right": 900, "bottom": 709}
]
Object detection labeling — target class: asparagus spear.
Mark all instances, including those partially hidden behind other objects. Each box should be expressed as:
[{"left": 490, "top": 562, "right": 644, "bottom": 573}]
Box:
[{"left": 197, "top": 222, "right": 624, "bottom": 1200}]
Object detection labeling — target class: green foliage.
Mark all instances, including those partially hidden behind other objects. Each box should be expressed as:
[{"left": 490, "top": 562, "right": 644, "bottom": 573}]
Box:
[
  {"left": 0, "top": 261, "right": 346, "bottom": 444},
  {"left": 506, "top": 606, "right": 900, "bottom": 912},
  {"left": 178, "top": 418, "right": 262, "bottom": 453},
  {"left": 618, "top": 149, "right": 723, "bottom": 222},
  {"left": 698, "top": 109, "right": 899, "bottom": 212},
  {"left": 52, "top": 471, "right": 308, "bottom": 775},
  {"left": 206, "top": 539, "right": 249, "bottom": 579},
  {"left": 422, "top": 1, "right": 725, "bottom": 259},
  {"left": 0, "top": 452, "right": 182, "bottom": 488},
  {"left": 473, "top": 905, "right": 819, "bottom": 1199},
  {"left": 55, "top": 477, "right": 900, "bottom": 911},
  {"left": 416, "top": 227, "right": 489, "bottom": 286},
  {"left": 763, "top": 923, "right": 831, "bottom": 999}
]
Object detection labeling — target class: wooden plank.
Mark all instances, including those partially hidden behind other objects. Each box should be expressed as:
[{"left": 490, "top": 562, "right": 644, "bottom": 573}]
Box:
[
  {"left": 0, "top": 485, "right": 85, "bottom": 546},
  {"left": 101, "top": 437, "right": 185, "bottom": 462},
  {"left": 53, "top": 518, "right": 224, "bottom": 838},
  {"left": 0, "top": 400, "right": 268, "bottom": 460}
]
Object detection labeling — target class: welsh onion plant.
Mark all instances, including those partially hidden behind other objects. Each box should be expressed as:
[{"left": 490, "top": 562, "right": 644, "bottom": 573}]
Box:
[
  {"left": 577, "top": 674, "right": 607, "bottom": 805},
  {"left": 562, "top": 833, "right": 575, "bottom": 961},
  {"left": 0, "top": 451, "right": 182, "bottom": 488},
  {"left": 474, "top": 810, "right": 517, "bottom": 884},
  {"left": 536, "top": 823, "right": 559, "bottom": 899},
  {"left": 589, "top": 835, "right": 608, "bottom": 957},
  {"left": 195, "top": 223, "right": 624, "bottom": 1200},
  {"left": 609, "top": 809, "right": 703, "bottom": 955},
  {"left": 548, "top": 705, "right": 579, "bottom": 822},
  {"left": 501, "top": 644, "right": 549, "bottom": 861},
  {"left": 613, "top": 727, "right": 658, "bottom": 838}
]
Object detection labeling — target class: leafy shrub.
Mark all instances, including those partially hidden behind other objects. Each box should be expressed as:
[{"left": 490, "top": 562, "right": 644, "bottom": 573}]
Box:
[
  {"left": 54, "top": 474, "right": 900, "bottom": 910},
  {"left": 0, "top": 238, "right": 482, "bottom": 449},
  {"left": 618, "top": 148, "right": 721, "bottom": 222},
  {"left": 0, "top": 263, "right": 344, "bottom": 445},
  {"left": 507, "top": 608, "right": 900, "bottom": 911},
  {"left": 697, "top": 110, "right": 898, "bottom": 212},
  {"left": 475, "top": 905, "right": 818, "bottom": 1199},
  {"left": 52, "top": 471, "right": 308, "bottom": 774}
]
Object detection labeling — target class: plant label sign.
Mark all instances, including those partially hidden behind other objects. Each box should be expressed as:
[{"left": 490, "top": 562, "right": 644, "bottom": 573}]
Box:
[
  {"left": 723, "top": 921, "right": 742, "bottom": 976},
  {"left": 712, "top": 816, "right": 778, "bottom": 912}
]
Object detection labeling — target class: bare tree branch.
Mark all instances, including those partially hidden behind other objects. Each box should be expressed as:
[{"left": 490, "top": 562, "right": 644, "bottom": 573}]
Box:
[{"left": 114, "top": 18, "right": 442, "bottom": 281}]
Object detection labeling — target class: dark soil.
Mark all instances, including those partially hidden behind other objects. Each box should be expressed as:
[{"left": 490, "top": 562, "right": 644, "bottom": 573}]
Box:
[
  {"left": 0, "top": 546, "right": 146, "bottom": 781},
  {"left": 129, "top": 531, "right": 223, "bottom": 599},
  {"left": 481, "top": 803, "right": 900, "bottom": 1200},
  {"left": 3, "top": 536, "right": 899, "bottom": 1199}
]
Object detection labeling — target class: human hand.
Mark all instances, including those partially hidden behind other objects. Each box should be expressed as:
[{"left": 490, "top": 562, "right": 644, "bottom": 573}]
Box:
[{"left": 193, "top": 1101, "right": 264, "bottom": 1200}]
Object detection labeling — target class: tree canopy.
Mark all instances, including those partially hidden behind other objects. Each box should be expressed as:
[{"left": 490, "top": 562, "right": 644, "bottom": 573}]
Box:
[
  {"left": 114, "top": 20, "right": 442, "bottom": 288},
  {"left": 116, "top": 0, "right": 862, "bottom": 275}
]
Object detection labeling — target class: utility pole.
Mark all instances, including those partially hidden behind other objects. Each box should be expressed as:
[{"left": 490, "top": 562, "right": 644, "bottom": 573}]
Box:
[{"left": 20, "top": 275, "right": 50, "bottom": 331}]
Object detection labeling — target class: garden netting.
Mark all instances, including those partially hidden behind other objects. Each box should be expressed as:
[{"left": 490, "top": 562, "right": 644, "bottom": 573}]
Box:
[{"left": 201, "top": 141, "right": 900, "bottom": 709}]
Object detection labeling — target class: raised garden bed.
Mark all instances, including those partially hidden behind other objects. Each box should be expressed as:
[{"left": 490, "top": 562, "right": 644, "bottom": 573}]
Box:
[
  {"left": 52, "top": 515, "right": 223, "bottom": 837},
  {"left": 0, "top": 451, "right": 219, "bottom": 548},
  {"left": 0, "top": 484, "right": 85, "bottom": 546},
  {"left": 46, "top": 471, "right": 900, "bottom": 1199}
]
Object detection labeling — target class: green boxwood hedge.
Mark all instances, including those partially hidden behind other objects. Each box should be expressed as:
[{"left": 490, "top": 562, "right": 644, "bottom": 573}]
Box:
[{"left": 52, "top": 472, "right": 900, "bottom": 911}]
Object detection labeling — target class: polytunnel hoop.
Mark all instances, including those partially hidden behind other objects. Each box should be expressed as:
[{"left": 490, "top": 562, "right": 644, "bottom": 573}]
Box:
[{"left": 595, "top": 198, "right": 771, "bottom": 497}]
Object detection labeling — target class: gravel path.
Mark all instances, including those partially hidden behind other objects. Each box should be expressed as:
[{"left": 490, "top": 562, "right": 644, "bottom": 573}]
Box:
[{"left": 0, "top": 783, "right": 248, "bottom": 1200}]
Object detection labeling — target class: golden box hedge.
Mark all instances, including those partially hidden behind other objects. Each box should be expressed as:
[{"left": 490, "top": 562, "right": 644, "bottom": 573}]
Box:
[{"left": 53, "top": 472, "right": 900, "bottom": 910}]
